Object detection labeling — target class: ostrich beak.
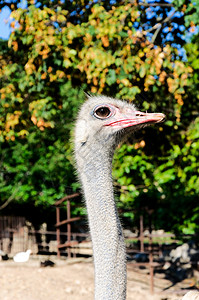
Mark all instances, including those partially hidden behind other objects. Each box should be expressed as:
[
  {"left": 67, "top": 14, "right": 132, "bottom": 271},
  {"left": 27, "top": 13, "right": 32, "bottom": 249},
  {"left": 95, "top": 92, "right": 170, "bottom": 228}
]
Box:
[{"left": 105, "top": 111, "right": 165, "bottom": 129}]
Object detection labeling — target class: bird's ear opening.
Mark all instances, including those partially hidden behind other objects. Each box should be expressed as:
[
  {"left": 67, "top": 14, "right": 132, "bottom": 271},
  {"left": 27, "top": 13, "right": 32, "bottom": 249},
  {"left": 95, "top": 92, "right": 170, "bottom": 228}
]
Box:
[{"left": 75, "top": 119, "right": 89, "bottom": 146}]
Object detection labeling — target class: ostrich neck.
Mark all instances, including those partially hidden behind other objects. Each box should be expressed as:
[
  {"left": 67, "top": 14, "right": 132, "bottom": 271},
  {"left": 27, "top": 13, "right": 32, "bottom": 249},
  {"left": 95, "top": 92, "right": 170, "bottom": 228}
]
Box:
[{"left": 78, "top": 143, "right": 126, "bottom": 300}]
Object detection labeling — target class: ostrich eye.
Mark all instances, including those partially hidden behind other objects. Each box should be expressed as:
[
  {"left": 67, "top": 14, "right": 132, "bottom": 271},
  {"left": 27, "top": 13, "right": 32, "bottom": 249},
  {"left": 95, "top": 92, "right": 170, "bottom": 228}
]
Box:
[
  {"left": 93, "top": 105, "right": 113, "bottom": 119},
  {"left": 95, "top": 107, "right": 110, "bottom": 118}
]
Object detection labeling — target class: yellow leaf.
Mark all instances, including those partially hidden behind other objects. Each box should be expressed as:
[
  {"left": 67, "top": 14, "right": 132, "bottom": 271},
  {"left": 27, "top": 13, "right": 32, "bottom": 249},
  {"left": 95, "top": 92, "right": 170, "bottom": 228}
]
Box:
[
  {"left": 56, "top": 70, "right": 65, "bottom": 79},
  {"left": 48, "top": 66, "right": 53, "bottom": 73},
  {"left": 12, "top": 41, "right": 18, "bottom": 52},
  {"left": 10, "top": 21, "right": 16, "bottom": 29},
  {"left": 101, "top": 36, "right": 109, "bottom": 47},
  {"left": 57, "top": 15, "right": 66, "bottom": 22},
  {"left": 159, "top": 71, "right": 167, "bottom": 83},
  {"left": 18, "top": 130, "right": 29, "bottom": 136},
  {"left": 41, "top": 72, "right": 47, "bottom": 79},
  {"left": 175, "top": 94, "right": 184, "bottom": 106},
  {"left": 5, "top": 111, "right": 21, "bottom": 132},
  {"left": 91, "top": 86, "right": 97, "bottom": 93},
  {"left": 134, "top": 140, "right": 145, "bottom": 149},
  {"left": 25, "top": 61, "right": 36, "bottom": 75},
  {"left": 121, "top": 78, "right": 130, "bottom": 86}
]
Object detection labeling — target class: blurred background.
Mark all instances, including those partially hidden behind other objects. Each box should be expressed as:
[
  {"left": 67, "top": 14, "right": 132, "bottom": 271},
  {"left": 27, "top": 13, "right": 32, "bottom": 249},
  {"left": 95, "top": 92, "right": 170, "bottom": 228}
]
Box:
[{"left": 0, "top": 0, "right": 198, "bottom": 258}]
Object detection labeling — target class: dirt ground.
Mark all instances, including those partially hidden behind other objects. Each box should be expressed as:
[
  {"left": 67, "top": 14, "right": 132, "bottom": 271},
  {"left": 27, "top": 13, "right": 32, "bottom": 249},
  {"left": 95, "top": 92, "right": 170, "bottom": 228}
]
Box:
[{"left": 0, "top": 256, "right": 197, "bottom": 300}]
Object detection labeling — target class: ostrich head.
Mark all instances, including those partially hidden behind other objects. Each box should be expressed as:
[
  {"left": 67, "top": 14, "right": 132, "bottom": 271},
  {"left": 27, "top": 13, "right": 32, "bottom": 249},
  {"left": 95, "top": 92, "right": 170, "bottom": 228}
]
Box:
[{"left": 75, "top": 95, "right": 165, "bottom": 156}]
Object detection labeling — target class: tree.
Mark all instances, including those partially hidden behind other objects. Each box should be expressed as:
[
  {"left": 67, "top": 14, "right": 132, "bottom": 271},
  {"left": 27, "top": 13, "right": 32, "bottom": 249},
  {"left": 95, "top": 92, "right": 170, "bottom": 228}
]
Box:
[{"left": 0, "top": 0, "right": 198, "bottom": 235}]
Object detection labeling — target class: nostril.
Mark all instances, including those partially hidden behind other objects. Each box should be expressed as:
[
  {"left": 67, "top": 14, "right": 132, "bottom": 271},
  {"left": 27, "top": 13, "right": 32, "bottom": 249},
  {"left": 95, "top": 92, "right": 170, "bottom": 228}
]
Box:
[{"left": 135, "top": 112, "right": 144, "bottom": 117}]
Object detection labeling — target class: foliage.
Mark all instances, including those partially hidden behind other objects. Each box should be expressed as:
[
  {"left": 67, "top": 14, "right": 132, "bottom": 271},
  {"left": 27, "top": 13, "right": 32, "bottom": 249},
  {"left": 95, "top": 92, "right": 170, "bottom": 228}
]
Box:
[
  {"left": 0, "top": 0, "right": 198, "bottom": 234},
  {"left": 0, "top": 2, "right": 193, "bottom": 140},
  {"left": 113, "top": 118, "right": 199, "bottom": 235},
  {"left": 0, "top": 81, "right": 84, "bottom": 221}
]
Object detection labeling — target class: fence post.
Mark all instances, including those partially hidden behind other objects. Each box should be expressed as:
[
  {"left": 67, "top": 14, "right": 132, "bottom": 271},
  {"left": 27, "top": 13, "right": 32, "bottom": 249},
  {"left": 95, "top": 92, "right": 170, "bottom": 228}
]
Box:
[
  {"left": 140, "top": 215, "right": 144, "bottom": 252},
  {"left": 67, "top": 200, "right": 71, "bottom": 258},
  {"left": 56, "top": 207, "right": 61, "bottom": 258}
]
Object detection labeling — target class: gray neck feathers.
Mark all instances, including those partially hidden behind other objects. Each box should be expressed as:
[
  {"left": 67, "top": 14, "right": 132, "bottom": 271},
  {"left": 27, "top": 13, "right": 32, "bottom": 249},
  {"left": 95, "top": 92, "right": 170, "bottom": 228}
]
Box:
[{"left": 75, "top": 138, "right": 126, "bottom": 300}]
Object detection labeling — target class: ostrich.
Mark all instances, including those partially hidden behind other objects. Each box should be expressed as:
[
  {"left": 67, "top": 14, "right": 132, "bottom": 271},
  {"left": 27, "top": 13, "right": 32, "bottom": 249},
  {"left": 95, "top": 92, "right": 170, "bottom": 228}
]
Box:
[{"left": 74, "top": 95, "right": 165, "bottom": 299}]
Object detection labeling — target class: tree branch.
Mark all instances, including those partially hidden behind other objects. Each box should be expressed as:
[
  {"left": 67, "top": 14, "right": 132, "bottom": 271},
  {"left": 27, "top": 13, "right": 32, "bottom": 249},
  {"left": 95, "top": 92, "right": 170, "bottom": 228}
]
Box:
[
  {"left": 151, "top": 10, "right": 176, "bottom": 43},
  {"left": 129, "top": 1, "right": 174, "bottom": 7},
  {"left": 0, "top": 181, "right": 22, "bottom": 210}
]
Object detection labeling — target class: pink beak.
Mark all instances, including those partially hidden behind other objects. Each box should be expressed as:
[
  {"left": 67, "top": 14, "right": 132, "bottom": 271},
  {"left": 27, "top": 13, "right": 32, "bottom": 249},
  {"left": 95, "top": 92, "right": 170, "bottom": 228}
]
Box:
[{"left": 105, "top": 111, "right": 165, "bottom": 129}]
